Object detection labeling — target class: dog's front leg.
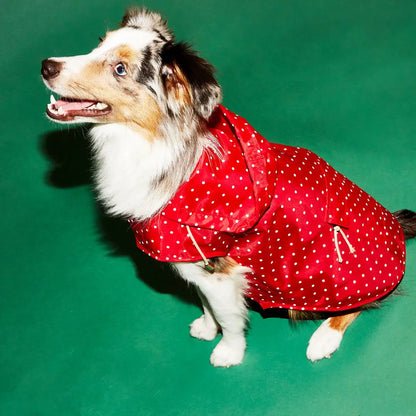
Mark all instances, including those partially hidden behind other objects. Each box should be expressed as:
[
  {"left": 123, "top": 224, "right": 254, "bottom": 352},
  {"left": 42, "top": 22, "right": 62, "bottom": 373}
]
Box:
[
  {"left": 173, "top": 260, "right": 250, "bottom": 367},
  {"left": 190, "top": 287, "right": 220, "bottom": 341}
]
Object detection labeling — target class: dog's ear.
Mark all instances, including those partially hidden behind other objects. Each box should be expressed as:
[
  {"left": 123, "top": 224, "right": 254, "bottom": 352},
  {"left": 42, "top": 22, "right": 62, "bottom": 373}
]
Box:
[
  {"left": 121, "top": 8, "right": 174, "bottom": 42},
  {"left": 161, "top": 42, "right": 222, "bottom": 119}
]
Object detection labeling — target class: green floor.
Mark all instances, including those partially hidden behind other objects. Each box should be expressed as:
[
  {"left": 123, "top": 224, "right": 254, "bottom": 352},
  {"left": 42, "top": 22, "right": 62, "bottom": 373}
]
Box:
[{"left": 1, "top": 0, "right": 416, "bottom": 414}]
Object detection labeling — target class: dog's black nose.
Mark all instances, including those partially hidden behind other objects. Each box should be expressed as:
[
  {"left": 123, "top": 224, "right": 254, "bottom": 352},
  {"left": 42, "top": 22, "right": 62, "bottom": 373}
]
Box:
[{"left": 41, "top": 59, "right": 62, "bottom": 80}]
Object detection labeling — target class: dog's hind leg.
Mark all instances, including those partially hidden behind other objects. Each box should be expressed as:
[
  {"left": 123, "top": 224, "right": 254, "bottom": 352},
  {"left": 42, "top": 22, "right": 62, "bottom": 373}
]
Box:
[
  {"left": 306, "top": 311, "right": 361, "bottom": 362},
  {"left": 174, "top": 259, "right": 251, "bottom": 367}
]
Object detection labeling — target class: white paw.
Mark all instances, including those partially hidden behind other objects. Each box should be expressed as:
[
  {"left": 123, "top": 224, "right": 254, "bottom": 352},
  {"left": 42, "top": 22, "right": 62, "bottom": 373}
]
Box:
[
  {"left": 306, "top": 320, "right": 343, "bottom": 362},
  {"left": 210, "top": 338, "right": 246, "bottom": 367},
  {"left": 190, "top": 315, "right": 219, "bottom": 341}
]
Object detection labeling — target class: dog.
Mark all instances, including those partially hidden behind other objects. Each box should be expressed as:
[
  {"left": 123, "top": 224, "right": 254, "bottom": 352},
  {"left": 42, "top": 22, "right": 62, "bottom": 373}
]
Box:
[{"left": 41, "top": 8, "right": 416, "bottom": 367}]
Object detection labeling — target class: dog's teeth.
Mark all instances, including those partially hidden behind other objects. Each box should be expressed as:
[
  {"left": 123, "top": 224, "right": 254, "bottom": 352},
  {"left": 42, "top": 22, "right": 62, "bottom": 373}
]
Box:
[
  {"left": 50, "top": 94, "right": 56, "bottom": 105},
  {"left": 47, "top": 103, "right": 53, "bottom": 111},
  {"left": 87, "top": 103, "right": 107, "bottom": 111},
  {"left": 57, "top": 106, "right": 65, "bottom": 115}
]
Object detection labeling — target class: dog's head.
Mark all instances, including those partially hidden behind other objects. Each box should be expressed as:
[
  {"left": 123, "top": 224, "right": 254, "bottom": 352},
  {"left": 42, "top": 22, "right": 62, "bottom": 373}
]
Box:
[{"left": 41, "top": 8, "right": 222, "bottom": 136}]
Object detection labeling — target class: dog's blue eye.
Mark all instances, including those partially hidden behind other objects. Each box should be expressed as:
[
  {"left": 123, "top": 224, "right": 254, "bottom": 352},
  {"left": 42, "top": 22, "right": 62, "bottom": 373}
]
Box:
[{"left": 114, "top": 63, "right": 127, "bottom": 76}]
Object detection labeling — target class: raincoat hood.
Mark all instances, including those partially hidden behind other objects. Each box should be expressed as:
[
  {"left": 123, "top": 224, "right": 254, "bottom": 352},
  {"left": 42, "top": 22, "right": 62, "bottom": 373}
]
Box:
[{"left": 160, "top": 106, "right": 275, "bottom": 233}]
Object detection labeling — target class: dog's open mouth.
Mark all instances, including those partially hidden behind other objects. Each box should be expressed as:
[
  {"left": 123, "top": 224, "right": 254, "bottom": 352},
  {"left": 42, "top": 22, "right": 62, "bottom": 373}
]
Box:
[{"left": 46, "top": 95, "right": 111, "bottom": 121}]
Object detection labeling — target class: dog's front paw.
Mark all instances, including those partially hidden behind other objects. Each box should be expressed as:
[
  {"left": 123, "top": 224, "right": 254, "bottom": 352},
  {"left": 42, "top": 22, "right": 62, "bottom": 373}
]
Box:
[
  {"left": 306, "top": 320, "right": 343, "bottom": 362},
  {"left": 190, "top": 315, "right": 219, "bottom": 341},
  {"left": 210, "top": 338, "right": 246, "bottom": 367}
]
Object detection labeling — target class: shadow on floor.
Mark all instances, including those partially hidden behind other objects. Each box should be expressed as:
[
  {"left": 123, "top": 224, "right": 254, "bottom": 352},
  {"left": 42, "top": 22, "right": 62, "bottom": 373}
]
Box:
[{"left": 40, "top": 126, "right": 92, "bottom": 188}]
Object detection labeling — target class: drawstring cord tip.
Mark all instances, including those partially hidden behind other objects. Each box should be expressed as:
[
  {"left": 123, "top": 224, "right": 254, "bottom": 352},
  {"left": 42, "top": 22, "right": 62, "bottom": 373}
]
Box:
[
  {"left": 334, "top": 225, "right": 355, "bottom": 263},
  {"left": 203, "top": 262, "right": 216, "bottom": 274}
]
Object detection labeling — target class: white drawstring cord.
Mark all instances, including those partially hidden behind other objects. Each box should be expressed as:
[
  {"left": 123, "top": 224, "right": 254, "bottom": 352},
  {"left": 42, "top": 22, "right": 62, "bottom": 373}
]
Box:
[
  {"left": 185, "top": 225, "right": 215, "bottom": 273},
  {"left": 333, "top": 225, "right": 355, "bottom": 263}
]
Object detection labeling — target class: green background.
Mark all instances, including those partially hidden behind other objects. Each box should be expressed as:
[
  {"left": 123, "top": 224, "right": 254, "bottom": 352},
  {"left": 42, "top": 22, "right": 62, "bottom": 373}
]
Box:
[{"left": 1, "top": 0, "right": 416, "bottom": 414}]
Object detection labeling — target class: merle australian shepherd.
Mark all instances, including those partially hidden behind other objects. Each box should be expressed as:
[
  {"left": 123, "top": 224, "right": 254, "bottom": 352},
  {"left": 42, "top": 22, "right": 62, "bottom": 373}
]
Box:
[{"left": 41, "top": 8, "right": 416, "bottom": 367}]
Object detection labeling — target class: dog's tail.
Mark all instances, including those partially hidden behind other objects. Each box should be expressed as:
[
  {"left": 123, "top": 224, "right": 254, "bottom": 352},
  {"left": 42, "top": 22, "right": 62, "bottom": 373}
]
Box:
[{"left": 394, "top": 209, "right": 416, "bottom": 240}]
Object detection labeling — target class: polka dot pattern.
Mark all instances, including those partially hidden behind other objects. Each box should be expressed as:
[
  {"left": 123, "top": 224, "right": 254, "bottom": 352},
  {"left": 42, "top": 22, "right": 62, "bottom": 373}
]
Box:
[{"left": 130, "top": 105, "right": 406, "bottom": 312}]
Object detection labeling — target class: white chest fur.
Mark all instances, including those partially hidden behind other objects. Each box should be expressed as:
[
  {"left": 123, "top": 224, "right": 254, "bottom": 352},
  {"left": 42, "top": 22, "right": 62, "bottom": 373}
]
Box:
[{"left": 90, "top": 124, "right": 177, "bottom": 220}]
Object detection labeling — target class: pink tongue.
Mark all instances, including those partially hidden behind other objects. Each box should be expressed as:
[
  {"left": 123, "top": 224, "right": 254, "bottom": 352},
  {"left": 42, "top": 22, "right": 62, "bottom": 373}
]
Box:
[{"left": 56, "top": 99, "right": 96, "bottom": 111}]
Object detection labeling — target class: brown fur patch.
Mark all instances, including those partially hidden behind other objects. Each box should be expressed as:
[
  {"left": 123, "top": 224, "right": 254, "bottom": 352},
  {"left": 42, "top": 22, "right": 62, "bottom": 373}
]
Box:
[
  {"left": 328, "top": 311, "right": 361, "bottom": 332},
  {"left": 116, "top": 45, "right": 139, "bottom": 65},
  {"left": 212, "top": 256, "right": 239, "bottom": 274},
  {"left": 109, "top": 90, "right": 161, "bottom": 138},
  {"left": 165, "top": 63, "right": 192, "bottom": 106}
]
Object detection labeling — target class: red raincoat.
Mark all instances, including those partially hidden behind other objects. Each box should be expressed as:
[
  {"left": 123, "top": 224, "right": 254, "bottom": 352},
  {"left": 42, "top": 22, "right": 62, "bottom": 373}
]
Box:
[{"left": 129, "top": 105, "right": 405, "bottom": 312}]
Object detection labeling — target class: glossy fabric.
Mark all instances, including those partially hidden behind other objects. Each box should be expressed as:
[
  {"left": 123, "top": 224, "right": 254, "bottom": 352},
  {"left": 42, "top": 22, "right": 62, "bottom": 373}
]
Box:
[{"left": 130, "top": 105, "right": 405, "bottom": 311}]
